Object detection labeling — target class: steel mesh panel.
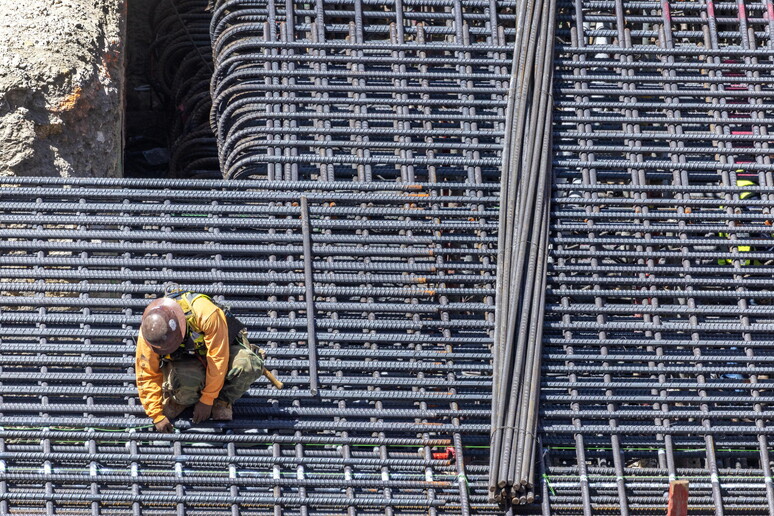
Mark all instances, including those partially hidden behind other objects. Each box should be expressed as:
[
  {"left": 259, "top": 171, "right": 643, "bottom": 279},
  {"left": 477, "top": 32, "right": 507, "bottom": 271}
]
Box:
[
  {"left": 209, "top": 0, "right": 516, "bottom": 181},
  {"left": 0, "top": 177, "right": 497, "bottom": 515},
  {"left": 545, "top": 0, "right": 774, "bottom": 514}
]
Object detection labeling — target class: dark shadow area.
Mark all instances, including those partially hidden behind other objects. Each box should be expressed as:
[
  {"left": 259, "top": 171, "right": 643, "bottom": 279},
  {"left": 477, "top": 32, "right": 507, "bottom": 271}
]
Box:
[{"left": 124, "top": 0, "right": 218, "bottom": 179}]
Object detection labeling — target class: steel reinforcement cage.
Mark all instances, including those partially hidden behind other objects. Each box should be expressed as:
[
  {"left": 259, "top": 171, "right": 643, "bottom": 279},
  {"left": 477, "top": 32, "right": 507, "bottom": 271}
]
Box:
[
  {"left": 544, "top": 0, "right": 774, "bottom": 514},
  {"left": 208, "top": 0, "right": 516, "bottom": 182},
  {"left": 7, "top": 0, "right": 774, "bottom": 513}
]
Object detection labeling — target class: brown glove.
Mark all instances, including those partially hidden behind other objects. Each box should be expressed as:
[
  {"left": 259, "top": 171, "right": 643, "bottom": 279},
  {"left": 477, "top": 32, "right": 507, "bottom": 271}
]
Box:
[
  {"left": 154, "top": 417, "right": 174, "bottom": 433},
  {"left": 192, "top": 401, "right": 212, "bottom": 423}
]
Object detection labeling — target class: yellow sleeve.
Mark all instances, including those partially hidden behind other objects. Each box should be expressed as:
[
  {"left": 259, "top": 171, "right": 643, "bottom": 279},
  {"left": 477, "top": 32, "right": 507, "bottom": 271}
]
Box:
[
  {"left": 135, "top": 334, "right": 166, "bottom": 423},
  {"left": 195, "top": 298, "right": 229, "bottom": 405}
]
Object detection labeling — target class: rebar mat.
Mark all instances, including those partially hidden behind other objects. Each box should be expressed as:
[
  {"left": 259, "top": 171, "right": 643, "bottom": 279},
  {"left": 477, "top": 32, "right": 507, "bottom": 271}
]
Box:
[
  {"left": 0, "top": 177, "right": 496, "bottom": 515},
  {"left": 546, "top": 0, "right": 774, "bottom": 514}
]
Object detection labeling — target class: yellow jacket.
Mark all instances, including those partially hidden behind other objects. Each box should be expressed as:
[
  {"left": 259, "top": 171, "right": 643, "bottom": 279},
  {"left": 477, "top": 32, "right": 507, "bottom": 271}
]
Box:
[{"left": 135, "top": 296, "right": 229, "bottom": 423}]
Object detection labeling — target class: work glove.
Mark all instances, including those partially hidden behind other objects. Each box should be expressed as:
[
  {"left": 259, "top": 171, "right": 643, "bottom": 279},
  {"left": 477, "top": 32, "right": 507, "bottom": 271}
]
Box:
[
  {"left": 192, "top": 401, "right": 212, "bottom": 423},
  {"left": 154, "top": 417, "right": 173, "bottom": 433},
  {"left": 226, "top": 363, "right": 245, "bottom": 381}
]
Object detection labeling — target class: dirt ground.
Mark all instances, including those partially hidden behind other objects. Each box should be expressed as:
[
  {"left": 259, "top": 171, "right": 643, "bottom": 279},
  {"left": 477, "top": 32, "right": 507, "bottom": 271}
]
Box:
[{"left": 0, "top": 0, "right": 125, "bottom": 177}]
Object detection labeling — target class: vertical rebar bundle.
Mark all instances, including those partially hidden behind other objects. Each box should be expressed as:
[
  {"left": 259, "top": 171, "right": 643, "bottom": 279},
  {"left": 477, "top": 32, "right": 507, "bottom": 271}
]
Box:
[{"left": 489, "top": 0, "right": 555, "bottom": 506}]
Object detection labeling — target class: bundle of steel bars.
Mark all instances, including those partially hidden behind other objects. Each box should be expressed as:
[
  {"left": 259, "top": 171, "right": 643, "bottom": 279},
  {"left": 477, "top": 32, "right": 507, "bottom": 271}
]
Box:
[
  {"left": 543, "top": 0, "right": 774, "bottom": 513},
  {"left": 208, "top": 0, "right": 516, "bottom": 181},
  {"left": 149, "top": 0, "right": 220, "bottom": 178},
  {"left": 488, "top": 0, "right": 555, "bottom": 506},
  {"left": 0, "top": 177, "right": 498, "bottom": 515}
]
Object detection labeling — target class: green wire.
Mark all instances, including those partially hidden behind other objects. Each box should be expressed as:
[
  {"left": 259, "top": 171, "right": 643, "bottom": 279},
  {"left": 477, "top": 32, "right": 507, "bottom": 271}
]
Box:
[{"left": 543, "top": 473, "right": 557, "bottom": 495}]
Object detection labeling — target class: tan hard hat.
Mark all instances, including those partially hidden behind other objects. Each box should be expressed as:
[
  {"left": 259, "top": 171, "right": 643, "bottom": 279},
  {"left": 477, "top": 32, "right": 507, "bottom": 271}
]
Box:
[{"left": 140, "top": 297, "right": 186, "bottom": 355}]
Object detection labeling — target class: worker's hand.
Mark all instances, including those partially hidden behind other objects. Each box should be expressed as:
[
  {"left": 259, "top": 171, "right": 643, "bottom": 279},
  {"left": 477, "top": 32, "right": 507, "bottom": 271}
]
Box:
[
  {"left": 154, "top": 418, "right": 173, "bottom": 433},
  {"left": 192, "top": 401, "right": 212, "bottom": 423}
]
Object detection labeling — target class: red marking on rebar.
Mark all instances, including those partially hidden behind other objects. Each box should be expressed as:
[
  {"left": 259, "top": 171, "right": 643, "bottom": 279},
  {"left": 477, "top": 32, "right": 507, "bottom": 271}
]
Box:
[
  {"left": 667, "top": 480, "right": 689, "bottom": 516},
  {"left": 768, "top": 1, "right": 774, "bottom": 21},
  {"left": 738, "top": 0, "right": 747, "bottom": 21},
  {"left": 707, "top": 0, "right": 715, "bottom": 18},
  {"left": 662, "top": 0, "right": 671, "bottom": 19}
]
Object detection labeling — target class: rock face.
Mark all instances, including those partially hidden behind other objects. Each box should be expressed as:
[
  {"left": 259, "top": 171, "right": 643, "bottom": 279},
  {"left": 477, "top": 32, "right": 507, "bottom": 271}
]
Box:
[{"left": 0, "top": 0, "right": 125, "bottom": 177}]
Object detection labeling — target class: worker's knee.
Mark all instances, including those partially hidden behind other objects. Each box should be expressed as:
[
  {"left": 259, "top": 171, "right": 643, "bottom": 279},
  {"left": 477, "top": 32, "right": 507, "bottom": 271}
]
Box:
[{"left": 166, "top": 358, "right": 206, "bottom": 405}]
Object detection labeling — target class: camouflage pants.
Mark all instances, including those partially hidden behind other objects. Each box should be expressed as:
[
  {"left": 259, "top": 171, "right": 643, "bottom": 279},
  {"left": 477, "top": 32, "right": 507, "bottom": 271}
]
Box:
[{"left": 162, "top": 333, "right": 264, "bottom": 405}]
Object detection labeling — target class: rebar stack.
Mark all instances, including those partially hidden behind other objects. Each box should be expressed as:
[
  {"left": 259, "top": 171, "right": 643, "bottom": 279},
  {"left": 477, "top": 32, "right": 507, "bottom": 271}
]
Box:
[
  {"left": 0, "top": 177, "right": 498, "bottom": 514},
  {"left": 489, "top": 0, "right": 555, "bottom": 506},
  {"left": 150, "top": 0, "right": 220, "bottom": 178},
  {"left": 208, "top": 0, "right": 516, "bottom": 181},
  {"left": 544, "top": 0, "right": 774, "bottom": 513}
]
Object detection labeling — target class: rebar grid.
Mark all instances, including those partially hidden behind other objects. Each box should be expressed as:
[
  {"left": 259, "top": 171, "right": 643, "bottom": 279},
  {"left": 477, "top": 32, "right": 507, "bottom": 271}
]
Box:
[
  {"left": 546, "top": 0, "right": 774, "bottom": 514},
  {"left": 208, "top": 0, "right": 516, "bottom": 181},
  {"left": 0, "top": 177, "right": 496, "bottom": 515}
]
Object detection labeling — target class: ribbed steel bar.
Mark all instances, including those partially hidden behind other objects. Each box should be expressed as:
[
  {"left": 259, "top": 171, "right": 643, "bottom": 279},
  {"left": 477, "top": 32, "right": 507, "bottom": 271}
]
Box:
[
  {"left": 209, "top": 0, "right": 516, "bottom": 181},
  {"left": 489, "top": 0, "right": 554, "bottom": 506},
  {"left": 545, "top": 0, "right": 774, "bottom": 513},
  {"left": 0, "top": 180, "right": 494, "bottom": 514}
]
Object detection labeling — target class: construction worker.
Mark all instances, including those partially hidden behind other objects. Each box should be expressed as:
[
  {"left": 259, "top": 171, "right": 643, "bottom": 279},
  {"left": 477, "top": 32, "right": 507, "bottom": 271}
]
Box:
[
  {"left": 718, "top": 176, "right": 771, "bottom": 383},
  {"left": 718, "top": 177, "right": 764, "bottom": 266},
  {"left": 135, "top": 292, "right": 264, "bottom": 432}
]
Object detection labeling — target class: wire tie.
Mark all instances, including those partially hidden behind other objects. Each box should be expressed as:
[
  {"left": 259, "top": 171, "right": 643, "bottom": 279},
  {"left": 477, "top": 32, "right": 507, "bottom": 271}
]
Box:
[
  {"left": 493, "top": 425, "right": 517, "bottom": 431},
  {"left": 457, "top": 472, "right": 471, "bottom": 495},
  {"left": 543, "top": 474, "right": 556, "bottom": 496}
]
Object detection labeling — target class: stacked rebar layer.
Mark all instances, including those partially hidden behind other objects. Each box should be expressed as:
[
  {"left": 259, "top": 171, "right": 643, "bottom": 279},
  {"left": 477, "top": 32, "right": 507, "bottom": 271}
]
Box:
[
  {"left": 489, "top": 0, "right": 555, "bottom": 507},
  {"left": 545, "top": 0, "right": 774, "bottom": 514},
  {"left": 208, "top": 0, "right": 516, "bottom": 181},
  {"left": 0, "top": 177, "right": 498, "bottom": 515},
  {"left": 150, "top": 0, "right": 220, "bottom": 178}
]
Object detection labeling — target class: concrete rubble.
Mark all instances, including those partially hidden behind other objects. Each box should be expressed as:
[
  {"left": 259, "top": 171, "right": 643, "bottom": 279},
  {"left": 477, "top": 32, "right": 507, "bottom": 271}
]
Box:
[{"left": 0, "top": 0, "right": 124, "bottom": 176}]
